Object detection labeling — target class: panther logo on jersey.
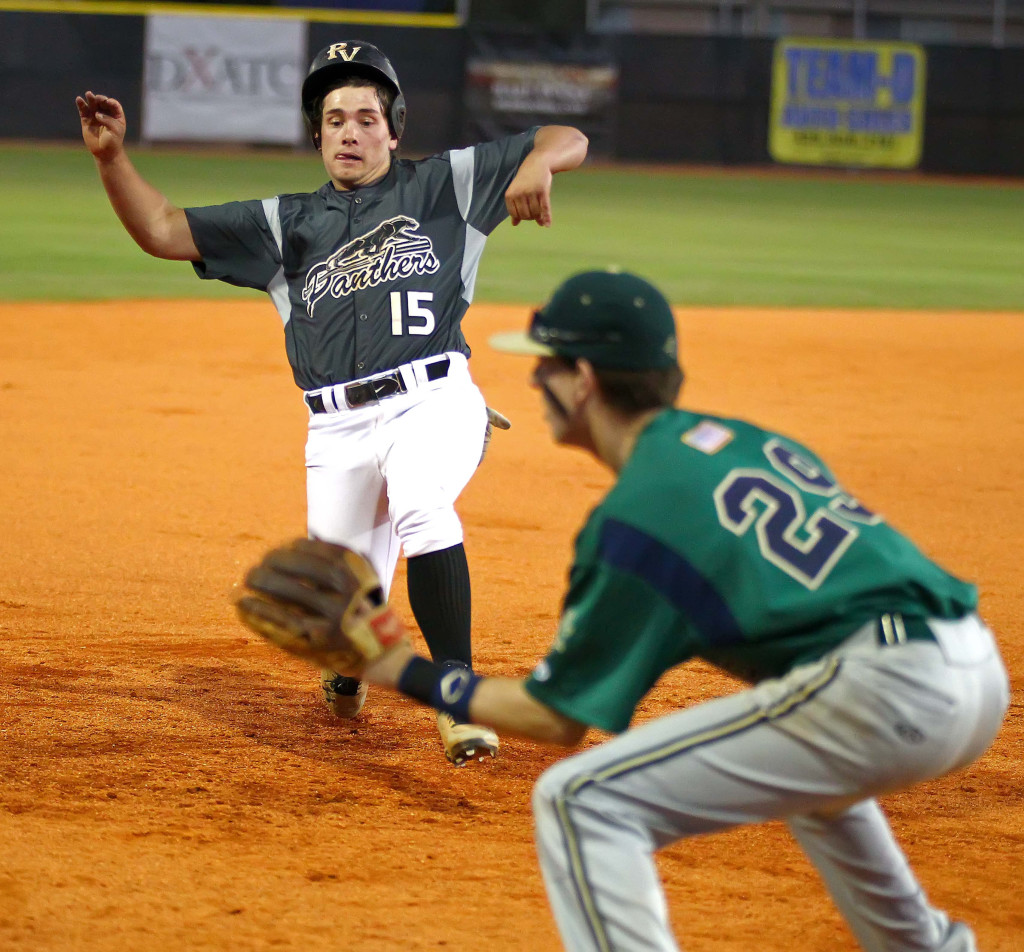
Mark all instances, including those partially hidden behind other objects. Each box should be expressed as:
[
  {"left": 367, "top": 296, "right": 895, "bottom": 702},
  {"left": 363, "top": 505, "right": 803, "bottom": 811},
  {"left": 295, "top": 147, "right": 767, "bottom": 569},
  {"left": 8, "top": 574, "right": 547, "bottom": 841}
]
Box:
[{"left": 302, "top": 216, "right": 440, "bottom": 318}]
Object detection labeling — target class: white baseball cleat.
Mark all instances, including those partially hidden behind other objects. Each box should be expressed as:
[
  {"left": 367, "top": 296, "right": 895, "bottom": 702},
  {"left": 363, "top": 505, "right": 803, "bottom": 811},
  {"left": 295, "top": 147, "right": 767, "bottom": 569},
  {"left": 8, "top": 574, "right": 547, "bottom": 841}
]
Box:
[
  {"left": 320, "top": 670, "right": 368, "bottom": 717},
  {"left": 436, "top": 712, "right": 499, "bottom": 766}
]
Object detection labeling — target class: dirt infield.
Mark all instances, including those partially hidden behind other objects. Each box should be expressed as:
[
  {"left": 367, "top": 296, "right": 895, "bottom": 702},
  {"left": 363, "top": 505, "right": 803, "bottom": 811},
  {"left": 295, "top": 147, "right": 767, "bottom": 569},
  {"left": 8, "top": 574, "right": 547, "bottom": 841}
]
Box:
[{"left": 1, "top": 300, "right": 1021, "bottom": 951}]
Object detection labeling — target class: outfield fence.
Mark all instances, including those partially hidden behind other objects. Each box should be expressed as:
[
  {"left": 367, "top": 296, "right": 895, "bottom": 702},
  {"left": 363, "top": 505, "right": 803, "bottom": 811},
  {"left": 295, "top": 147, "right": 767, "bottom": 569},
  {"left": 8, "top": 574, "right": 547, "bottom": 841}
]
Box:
[{"left": 1, "top": 0, "right": 1021, "bottom": 175}]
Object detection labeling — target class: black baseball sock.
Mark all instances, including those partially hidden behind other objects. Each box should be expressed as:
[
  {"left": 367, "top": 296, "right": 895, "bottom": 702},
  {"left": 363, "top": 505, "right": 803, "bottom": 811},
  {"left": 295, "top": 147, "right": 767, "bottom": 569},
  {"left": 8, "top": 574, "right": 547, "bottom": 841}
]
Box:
[{"left": 406, "top": 543, "right": 472, "bottom": 668}]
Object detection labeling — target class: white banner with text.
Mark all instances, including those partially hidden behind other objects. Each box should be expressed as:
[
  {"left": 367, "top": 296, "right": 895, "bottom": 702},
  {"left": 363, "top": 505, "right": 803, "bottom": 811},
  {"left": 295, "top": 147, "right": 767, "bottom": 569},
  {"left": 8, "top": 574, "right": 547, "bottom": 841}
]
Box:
[{"left": 142, "top": 16, "right": 306, "bottom": 144}]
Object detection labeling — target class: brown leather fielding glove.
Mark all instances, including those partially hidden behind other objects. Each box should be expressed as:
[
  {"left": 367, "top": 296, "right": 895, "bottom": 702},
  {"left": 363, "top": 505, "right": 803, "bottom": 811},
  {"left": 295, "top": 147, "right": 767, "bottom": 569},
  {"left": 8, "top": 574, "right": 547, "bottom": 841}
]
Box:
[{"left": 236, "top": 538, "right": 407, "bottom": 675}]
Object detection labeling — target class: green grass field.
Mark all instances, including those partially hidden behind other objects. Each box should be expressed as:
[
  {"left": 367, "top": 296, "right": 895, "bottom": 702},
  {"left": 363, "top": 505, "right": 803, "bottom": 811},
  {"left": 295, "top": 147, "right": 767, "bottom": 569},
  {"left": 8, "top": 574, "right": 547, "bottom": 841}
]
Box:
[{"left": 3, "top": 143, "right": 1022, "bottom": 309}]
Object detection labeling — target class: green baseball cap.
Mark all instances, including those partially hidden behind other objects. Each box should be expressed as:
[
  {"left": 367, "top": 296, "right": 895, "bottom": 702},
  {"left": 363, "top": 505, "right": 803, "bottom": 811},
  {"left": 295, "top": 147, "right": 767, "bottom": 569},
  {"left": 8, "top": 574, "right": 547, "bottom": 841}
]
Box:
[{"left": 490, "top": 270, "right": 678, "bottom": 371}]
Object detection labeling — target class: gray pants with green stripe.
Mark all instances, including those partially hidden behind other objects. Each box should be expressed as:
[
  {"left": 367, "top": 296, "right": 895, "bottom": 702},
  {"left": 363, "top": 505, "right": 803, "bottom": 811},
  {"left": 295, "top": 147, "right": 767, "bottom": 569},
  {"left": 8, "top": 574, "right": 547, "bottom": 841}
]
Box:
[{"left": 532, "top": 614, "right": 1008, "bottom": 952}]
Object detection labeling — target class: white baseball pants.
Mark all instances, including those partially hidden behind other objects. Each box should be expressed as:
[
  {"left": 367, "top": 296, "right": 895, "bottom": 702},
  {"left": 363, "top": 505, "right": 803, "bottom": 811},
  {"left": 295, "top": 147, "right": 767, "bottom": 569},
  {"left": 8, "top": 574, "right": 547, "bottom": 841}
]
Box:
[{"left": 304, "top": 352, "right": 487, "bottom": 596}]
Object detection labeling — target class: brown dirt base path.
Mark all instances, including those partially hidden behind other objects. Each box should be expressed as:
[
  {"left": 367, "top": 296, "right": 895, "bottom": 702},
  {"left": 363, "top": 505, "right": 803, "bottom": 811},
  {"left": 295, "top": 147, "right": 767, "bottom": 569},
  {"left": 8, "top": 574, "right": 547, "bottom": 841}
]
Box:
[{"left": 1, "top": 301, "right": 1022, "bottom": 952}]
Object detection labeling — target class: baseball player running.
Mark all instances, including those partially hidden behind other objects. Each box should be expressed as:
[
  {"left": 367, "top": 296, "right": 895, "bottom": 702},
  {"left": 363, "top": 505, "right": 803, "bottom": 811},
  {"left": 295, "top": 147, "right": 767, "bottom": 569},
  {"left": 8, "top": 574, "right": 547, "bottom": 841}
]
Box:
[
  {"left": 76, "top": 40, "right": 588, "bottom": 765},
  {"left": 239, "top": 270, "right": 1009, "bottom": 951}
]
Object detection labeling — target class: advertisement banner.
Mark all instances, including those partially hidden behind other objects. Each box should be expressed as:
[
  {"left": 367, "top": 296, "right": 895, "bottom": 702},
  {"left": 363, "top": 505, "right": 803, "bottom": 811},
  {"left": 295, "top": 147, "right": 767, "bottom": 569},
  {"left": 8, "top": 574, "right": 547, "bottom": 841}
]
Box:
[
  {"left": 464, "top": 59, "right": 618, "bottom": 155},
  {"left": 769, "top": 38, "right": 926, "bottom": 170},
  {"left": 142, "top": 16, "right": 305, "bottom": 144},
  {"left": 466, "top": 60, "right": 618, "bottom": 117}
]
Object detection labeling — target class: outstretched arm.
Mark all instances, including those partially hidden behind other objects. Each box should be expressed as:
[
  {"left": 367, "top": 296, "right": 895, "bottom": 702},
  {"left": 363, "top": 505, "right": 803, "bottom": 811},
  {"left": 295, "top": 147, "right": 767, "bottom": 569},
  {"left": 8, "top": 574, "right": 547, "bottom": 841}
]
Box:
[
  {"left": 234, "top": 538, "right": 591, "bottom": 748},
  {"left": 505, "top": 125, "right": 589, "bottom": 227},
  {"left": 76, "top": 91, "right": 200, "bottom": 261},
  {"left": 365, "top": 642, "right": 589, "bottom": 747}
]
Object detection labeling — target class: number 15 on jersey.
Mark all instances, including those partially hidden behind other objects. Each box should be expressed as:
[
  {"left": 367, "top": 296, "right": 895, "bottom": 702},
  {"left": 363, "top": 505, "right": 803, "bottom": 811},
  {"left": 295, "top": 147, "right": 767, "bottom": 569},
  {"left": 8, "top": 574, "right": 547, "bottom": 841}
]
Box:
[{"left": 390, "top": 291, "right": 435, "bottom": 336}]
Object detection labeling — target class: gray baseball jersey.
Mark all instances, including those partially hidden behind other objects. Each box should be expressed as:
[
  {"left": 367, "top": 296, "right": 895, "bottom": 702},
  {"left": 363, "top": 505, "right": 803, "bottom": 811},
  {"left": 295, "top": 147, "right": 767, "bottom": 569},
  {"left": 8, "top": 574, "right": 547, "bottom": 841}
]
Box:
[{"left": 184, "top": 129, "right": 538, "bottom": 390}]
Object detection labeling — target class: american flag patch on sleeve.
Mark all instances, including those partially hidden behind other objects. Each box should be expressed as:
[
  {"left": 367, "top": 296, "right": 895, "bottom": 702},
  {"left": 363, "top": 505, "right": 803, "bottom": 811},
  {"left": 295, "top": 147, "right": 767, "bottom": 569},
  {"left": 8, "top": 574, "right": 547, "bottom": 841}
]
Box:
[{"left": 681, "top": 420, "right": 734, "bottom": 454}]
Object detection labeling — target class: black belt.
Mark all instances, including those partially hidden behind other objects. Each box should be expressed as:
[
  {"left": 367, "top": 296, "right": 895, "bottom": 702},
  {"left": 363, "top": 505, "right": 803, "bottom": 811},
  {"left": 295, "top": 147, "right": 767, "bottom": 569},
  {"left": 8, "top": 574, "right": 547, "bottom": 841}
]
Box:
[
  {"left": 306, "top": 357, "right": 451, "bottom": 413},
  {"left": 876, "top": 613, "right": 936, "bottom": 647}
]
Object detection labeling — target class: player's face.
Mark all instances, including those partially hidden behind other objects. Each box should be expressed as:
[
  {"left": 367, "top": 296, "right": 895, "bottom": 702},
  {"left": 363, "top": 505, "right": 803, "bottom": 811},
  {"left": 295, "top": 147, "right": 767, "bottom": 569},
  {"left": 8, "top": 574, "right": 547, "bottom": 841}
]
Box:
[
  {"left": 319, "top": 85, "right": 398, "bottom": 190},
  {"left": 531, "top": 357, "right": 593, "bottom": 449}
]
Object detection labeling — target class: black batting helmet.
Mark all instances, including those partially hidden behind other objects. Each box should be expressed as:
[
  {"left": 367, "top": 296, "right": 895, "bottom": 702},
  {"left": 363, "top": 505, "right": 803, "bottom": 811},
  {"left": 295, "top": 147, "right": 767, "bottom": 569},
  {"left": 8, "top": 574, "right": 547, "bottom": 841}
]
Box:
[{"left": 301, "top": 40, "right": 407, "bottom": 144}]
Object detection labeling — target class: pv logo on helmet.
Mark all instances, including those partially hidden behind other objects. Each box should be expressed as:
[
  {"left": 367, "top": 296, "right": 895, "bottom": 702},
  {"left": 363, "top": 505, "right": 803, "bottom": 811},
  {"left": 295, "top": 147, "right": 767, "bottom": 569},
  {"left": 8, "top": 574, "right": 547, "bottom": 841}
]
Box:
[{"left": 326, "top": 43, "right": 361, "bottom": 62}]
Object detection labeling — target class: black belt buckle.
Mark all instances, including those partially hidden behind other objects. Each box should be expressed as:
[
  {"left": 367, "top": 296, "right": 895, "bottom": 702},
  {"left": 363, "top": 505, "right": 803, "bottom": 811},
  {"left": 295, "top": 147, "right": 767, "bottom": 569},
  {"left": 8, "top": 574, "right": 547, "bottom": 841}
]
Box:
[{"left": 344, "top": 371, "right": 406, "bottom": 409}]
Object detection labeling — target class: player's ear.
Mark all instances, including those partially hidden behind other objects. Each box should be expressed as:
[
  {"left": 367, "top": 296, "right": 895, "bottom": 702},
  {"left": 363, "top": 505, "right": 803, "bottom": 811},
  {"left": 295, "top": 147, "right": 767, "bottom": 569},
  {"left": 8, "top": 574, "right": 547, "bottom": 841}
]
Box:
[
  {"left": 388, "top": 135, "right": 399, "bottom": 151},
  {"left": 574, "top": 359, "right": 601, "bottom": 403},
  {"left": 576, "top": 358, "right": 596, "bottom": 384}
]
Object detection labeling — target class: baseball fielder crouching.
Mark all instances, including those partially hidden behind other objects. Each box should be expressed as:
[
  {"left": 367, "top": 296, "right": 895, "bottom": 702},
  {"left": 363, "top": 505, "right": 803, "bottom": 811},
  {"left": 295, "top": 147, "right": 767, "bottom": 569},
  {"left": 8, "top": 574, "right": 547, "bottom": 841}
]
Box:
[
  {"left": 238, "top": 270, "right": 1009, "bottom": 951},
  {"left": 76, "top": 41, "right": 587, "bottom": 765}
]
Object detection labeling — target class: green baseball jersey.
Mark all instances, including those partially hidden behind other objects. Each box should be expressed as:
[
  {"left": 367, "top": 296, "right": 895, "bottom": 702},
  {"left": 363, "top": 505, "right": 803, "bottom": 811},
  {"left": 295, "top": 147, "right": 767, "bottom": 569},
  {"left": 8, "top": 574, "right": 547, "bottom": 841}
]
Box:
[
  {"left": 184, "top": 130, "right": 537, "bottom": 391},
  {"left": 525, "top": 409, "right": 977, "bottom": 733}
]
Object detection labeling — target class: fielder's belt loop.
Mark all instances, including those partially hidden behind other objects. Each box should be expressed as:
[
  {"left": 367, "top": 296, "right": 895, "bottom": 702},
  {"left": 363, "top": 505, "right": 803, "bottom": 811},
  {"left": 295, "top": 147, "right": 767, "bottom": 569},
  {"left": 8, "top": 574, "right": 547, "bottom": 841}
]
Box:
[{"left": 875, "top": 613, "right": 936, "bottom": 646}]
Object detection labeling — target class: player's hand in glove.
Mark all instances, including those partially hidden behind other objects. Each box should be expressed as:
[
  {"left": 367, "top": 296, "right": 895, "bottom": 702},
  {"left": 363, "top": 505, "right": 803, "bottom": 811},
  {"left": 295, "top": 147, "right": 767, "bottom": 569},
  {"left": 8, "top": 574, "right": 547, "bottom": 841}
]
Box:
[
  {"left": 480, "top": 406, "right": 512, "bottom": 464},
  {"left": 236, "top": 539, "right": 408, "bottom": 676}
]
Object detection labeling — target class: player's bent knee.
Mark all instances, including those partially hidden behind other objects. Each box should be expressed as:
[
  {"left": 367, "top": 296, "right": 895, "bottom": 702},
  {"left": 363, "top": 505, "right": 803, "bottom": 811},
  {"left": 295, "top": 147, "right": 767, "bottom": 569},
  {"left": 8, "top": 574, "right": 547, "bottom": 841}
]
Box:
[
  {"left": 396, "top": 510, "right": 464, "bottom": 557},
  {"left": 532, "top": 768, "right": 559, "bottom": 818},
  {"left": 533, "top": 757, "right": 586, "bottom": 818},
  {"left": 532, "top": 764, "right": 583, "bottom": 865}
]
